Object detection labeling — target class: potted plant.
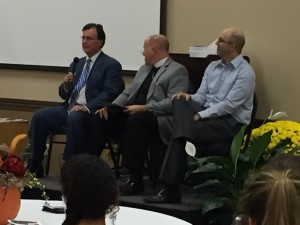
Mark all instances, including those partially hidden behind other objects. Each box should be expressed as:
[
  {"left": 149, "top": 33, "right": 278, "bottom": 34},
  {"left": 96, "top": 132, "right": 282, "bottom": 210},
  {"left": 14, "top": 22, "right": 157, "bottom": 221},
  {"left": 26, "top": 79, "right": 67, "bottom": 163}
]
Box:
[
  {"left": 186, "top": 124, "right": 296, "bottom": 225},
  {"left": 0, "top": 134, "right": 47, "bottom": 225}
]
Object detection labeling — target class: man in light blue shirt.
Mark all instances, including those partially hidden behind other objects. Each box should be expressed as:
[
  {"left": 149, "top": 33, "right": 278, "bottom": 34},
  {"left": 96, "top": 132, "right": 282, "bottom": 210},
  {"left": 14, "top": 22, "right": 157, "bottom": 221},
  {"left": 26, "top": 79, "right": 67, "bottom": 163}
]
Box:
[
  {"left": 192, "top": 54, "right": 254, "bottom": 124},
  {"left": 145, "top": 27, "right": 255, "bottom": 204}
]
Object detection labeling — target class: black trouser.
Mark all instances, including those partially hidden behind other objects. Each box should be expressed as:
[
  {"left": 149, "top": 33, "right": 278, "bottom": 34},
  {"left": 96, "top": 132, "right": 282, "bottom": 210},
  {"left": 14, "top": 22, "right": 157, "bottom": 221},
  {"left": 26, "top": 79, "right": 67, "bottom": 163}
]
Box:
[
  {"left": 88, "top": 111, "right": 165, "bottom": 177},
  {"left": 159, "top": 97, "right": 243, "bottom": 184},
  {"left": 122, "top": 111, "right": 165, "bottom": 175},
  {"left": 87, "top": 112, "right": 128, "bottom": 156}
]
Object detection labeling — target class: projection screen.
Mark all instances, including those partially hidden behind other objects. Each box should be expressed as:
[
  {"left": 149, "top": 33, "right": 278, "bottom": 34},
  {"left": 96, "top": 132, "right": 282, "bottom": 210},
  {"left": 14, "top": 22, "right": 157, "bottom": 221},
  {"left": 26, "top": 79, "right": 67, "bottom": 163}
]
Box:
[{"left": 0, "top": 0, "right": 162, "bottom": 71}]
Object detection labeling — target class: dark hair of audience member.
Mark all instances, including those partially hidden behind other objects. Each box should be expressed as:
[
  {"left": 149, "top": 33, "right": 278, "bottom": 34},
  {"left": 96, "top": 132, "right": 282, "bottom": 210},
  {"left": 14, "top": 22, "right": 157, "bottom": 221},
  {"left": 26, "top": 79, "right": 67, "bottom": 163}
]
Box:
[
  {"left": 239, "top": 154, "right": 300, "bottom": 225},
  {"left": 60, "top": 154, "right": 119, "bottom": 225}
]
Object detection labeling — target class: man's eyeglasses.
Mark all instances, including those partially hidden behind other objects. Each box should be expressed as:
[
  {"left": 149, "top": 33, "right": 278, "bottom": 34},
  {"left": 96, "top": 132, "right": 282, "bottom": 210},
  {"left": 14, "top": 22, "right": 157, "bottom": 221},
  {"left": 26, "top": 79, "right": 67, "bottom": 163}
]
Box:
[
  {"left": 216, "top": 37, "right": 233, "bottom": 45},
  {"left": 80, "top": 36, "right": 96, "bottom": 42}
]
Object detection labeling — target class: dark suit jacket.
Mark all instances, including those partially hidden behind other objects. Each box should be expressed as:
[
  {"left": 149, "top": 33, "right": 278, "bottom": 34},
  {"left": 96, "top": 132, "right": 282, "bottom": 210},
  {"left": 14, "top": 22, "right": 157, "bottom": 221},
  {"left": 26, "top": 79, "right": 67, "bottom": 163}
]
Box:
[
  {"left": 59, "top": 52, "right": 124, "bottom": 114},
  {"left": 113, "top": 57, "right": 189, "bottom": 144}
]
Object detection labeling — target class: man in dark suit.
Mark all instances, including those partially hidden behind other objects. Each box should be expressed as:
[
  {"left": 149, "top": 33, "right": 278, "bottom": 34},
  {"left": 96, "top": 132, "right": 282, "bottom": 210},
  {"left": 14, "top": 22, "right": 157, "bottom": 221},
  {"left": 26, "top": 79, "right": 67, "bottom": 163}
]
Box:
[
  {"left": 29, "top": 23, "right": 124, "bottom": 177},
  {"left": 88, "top": 34, "right": 189, "bottom": 195}
]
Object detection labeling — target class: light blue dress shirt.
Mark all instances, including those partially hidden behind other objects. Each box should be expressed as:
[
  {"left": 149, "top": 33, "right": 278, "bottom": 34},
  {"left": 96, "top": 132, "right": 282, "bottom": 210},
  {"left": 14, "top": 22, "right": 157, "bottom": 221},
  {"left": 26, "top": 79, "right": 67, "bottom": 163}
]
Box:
[{"left": 191, "top": 54, "right": 255, "bottom": 125}]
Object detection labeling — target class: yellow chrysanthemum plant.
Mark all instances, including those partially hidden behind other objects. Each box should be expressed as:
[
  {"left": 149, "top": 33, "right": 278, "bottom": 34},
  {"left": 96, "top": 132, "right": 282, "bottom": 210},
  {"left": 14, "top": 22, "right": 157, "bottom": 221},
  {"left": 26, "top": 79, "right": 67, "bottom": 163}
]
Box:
[
  {"left": 250, "top": 121, "right": 300, "bottom": 154},
  {"left": 0, "top": 134, "right": 48, "bottom": 199},
  {"left": 248, "top": 109, "right": 299, "bottom": 156}
]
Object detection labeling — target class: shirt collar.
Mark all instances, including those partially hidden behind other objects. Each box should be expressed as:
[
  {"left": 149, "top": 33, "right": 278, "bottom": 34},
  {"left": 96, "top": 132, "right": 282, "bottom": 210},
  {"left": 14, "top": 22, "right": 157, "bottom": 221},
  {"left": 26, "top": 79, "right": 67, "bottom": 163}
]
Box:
[
  {"left": 154, "top": 57, "right": 168, "bottom": 68},
  {"left": 87, "top": 50, "right": 102, "bottom": 62},
  {"left": 230, "top": 54, "right": 243, "bottom": 68},
  {"left": 217, "top": 54, "right": 243, "bottom": 69}
]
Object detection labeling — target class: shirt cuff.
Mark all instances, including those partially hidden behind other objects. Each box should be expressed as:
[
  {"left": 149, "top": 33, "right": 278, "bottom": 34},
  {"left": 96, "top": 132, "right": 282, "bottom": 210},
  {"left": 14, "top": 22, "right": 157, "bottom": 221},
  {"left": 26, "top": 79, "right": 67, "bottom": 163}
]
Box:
[
  {"left": 84, "top": 105, "right": 90, "bottom": 114},
  {"left": 199, "top": 111, "right": 208, "bottom": 119}
]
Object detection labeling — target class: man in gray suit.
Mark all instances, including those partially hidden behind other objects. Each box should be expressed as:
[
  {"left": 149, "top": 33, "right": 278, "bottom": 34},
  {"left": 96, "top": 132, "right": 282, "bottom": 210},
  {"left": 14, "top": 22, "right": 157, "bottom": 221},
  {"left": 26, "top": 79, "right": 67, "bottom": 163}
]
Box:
[{"left": 88, "top": 34, "right": 189, "bottom": 195}]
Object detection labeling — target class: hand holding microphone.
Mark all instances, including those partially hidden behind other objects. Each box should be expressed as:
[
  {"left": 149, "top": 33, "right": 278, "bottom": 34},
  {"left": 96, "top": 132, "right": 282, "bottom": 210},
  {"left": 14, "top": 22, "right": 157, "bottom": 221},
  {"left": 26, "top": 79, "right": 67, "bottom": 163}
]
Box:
[
  {"left": 64, "top": 72, "right": 76, "bottom": 84},
  {"left": 63, "top": 57, "right": 79, "bottom": 90}
]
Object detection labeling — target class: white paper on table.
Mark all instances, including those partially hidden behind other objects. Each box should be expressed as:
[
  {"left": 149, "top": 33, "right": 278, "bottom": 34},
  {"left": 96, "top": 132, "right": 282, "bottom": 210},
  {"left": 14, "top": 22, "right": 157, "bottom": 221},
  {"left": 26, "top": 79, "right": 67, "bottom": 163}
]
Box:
[{"left": 189, "top": 39, "right": 217, "bottom": 58}]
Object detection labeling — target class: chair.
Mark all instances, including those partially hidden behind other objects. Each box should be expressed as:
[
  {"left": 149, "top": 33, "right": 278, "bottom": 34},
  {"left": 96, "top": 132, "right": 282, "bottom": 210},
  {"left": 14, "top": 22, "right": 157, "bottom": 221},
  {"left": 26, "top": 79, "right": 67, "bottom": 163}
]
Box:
[
  {"left": 45, "top": 125, "right": 119, "bottom": 176},
  {"left": 45, "top": 126, "right": 66, "bottom": 176},
  {"left": 244, "top": 93, "right": 258, "bottom": 148},
  {"left": 106, "top": 135, "right": 122, "bottom": 177}
]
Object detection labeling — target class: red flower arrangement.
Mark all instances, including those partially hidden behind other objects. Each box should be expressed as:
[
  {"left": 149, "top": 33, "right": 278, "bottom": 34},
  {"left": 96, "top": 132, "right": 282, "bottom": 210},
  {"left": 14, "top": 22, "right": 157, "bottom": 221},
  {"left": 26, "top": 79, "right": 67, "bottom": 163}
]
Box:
[
  {"left": 0, "top": 134, "right": 47, "bottom": 198},
  {"left": 1, "top": 155, "right": 26, "bottom": 177}
]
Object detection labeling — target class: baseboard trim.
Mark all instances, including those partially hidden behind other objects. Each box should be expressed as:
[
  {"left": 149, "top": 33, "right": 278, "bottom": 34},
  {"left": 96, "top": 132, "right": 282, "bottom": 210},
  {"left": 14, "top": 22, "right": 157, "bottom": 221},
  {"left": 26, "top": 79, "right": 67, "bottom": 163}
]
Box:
[{"left": 0, "top": 98, "right": 61, "bottom": 112}]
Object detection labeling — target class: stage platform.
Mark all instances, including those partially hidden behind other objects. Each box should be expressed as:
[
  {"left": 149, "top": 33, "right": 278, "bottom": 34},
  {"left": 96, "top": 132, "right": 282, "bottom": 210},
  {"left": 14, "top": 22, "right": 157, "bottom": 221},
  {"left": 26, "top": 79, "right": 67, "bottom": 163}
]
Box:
[{"left": 21, "top": 175, "right": 207, "bottom": 225}]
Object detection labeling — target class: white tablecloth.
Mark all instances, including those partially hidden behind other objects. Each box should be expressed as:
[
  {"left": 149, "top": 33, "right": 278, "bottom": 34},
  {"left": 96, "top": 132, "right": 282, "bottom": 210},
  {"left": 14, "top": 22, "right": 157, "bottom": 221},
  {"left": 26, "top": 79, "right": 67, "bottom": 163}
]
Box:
[{"left": 15, "top": 200, "right": 191, "bottom": 225}]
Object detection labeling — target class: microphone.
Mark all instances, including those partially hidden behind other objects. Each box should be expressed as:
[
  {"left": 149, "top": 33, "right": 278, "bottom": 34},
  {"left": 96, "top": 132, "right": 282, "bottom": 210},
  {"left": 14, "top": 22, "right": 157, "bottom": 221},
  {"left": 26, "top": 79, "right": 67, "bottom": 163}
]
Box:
[{"left": 70, "top": 57, "right": 79, "bottom": 75}]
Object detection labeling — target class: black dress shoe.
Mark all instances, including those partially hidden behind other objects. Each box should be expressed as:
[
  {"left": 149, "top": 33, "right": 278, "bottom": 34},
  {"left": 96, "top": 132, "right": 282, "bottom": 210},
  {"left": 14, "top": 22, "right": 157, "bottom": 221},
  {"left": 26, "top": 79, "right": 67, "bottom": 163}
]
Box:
[
  {"left": 144, "top": 188, "right": 181, "bottom": 204},
  {"left": 120, "top": 178, "right": 144, "bottom": 195}
]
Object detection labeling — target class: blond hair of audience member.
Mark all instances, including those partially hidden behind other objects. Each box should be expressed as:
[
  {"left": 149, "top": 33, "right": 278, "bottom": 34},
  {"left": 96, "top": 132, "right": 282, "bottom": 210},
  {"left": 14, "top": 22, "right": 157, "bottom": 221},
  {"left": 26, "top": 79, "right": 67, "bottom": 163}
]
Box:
[{"left": 239, "top": 154, "right": 300, "bottom": 225}]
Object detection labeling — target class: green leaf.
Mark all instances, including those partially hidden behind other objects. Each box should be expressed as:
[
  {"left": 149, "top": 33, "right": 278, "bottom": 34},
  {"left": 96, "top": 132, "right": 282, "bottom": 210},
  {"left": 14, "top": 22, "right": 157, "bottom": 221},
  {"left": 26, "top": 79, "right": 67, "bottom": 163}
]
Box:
[
  {"left": 188, "top": 170, "right": 234, "bottom": 187},
  {"left": 202, "top": 197, "right": 229, "bottom": 214},
  {"left": 205, "top": 156, "right": 234, "bottom": 172},
  {"left": 192, "top": 162, "right": 221, "bottom": 172},
  {"left": 247, "top": 130, "right": 272, "bottom": 168},
  {"left": 230, "top": 125, "right": 247, "bottom": 175},
  {"left": 272, "top": 138, "right": 292, "bottom": 150},
  {"left": 193, "top": 155, "right": 225, "bottom": 167},
  {"left": 190, "top": 162, "right": 234, "bottom": 181},
  {"left": 238, "top": 152, "right": 249, "bottom": 161},
  {"left": 189, "top": 156, "right": 231, "bottom": 174},
  {"left": 235, "top": 161, "right": 253, "bottom": 180},
  {"left": 193, "top": 179, "right": 234, "bottom": 196}
]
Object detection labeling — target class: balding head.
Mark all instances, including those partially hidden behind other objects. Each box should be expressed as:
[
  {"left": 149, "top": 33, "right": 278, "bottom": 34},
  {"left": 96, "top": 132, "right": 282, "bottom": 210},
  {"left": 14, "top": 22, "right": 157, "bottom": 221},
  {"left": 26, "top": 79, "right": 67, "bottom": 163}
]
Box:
[
  {"left": 143, "top": 34, "right": 169, "bottom": 65},
  {"left": 223, "top": 27, "right": 245, "bottom": 53},
  {"left": 148, "top": 34, "right": 169, "bottom": 53}
]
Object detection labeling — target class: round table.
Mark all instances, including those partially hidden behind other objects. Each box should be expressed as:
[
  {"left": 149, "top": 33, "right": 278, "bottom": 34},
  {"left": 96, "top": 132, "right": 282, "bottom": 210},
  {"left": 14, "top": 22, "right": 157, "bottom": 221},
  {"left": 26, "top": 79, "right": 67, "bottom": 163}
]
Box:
[{"left": 15, "top": 200, "right": 191, "bottom": 225}]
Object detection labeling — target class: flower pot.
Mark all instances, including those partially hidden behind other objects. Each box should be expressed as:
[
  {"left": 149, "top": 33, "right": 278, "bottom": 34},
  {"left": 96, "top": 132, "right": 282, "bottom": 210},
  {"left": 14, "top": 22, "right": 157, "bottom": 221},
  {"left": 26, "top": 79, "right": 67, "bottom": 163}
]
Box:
[{"left": 0, "top": 186, "right": 21, "bottom": 225}]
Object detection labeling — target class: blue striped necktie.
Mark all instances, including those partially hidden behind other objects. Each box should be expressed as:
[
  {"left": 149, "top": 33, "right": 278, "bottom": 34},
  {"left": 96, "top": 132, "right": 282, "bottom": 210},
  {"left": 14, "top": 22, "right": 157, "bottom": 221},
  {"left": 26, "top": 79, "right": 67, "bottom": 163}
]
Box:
[{"left": 68, "top": 58, "right": 92, "bottom": 112}]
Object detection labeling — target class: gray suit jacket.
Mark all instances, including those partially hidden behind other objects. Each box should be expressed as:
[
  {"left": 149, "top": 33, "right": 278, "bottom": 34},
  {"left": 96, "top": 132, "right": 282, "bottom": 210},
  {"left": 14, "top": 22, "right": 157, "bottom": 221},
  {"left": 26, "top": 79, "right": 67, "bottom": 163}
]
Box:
[{"left": 113, "top": 57, "right": 189, "bottom": 144}]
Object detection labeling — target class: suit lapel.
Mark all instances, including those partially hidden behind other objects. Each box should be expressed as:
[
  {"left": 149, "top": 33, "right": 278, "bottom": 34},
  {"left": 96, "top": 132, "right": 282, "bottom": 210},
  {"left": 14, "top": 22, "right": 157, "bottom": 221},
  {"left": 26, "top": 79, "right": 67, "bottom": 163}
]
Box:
[
  {"left": 87, "top": 52, "right": 104, "bottom": 81},
  {"left": 127, "top": 66, "right": 152, "bottom": 103},
  {"left": 147, "top": 58, "right": 173, "bottom": 99}
]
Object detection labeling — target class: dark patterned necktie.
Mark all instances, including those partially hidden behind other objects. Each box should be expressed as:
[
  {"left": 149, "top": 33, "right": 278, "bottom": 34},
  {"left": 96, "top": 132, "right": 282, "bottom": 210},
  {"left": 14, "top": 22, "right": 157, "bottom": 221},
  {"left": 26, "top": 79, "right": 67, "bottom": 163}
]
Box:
[
  {"left": 133, "top": 66, "right": 160, "bottom": 104},
  {"left": 68, "top": 59, "right": 92, "bottom": 112}
]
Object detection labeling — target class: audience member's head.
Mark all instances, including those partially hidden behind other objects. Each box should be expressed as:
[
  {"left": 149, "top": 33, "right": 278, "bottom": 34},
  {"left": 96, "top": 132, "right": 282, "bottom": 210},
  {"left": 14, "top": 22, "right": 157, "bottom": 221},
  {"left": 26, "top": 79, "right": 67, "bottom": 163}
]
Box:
[
  {"left": 60, "top": 154, "right": 119, "bottom": 225},
  {"left": 238, "top": 154, "right": 300, "bottom": 225},
  {"left": 262, "top": 153, "right": 300, "bottom": 178},
  {"left": 142, "top": 34, "right": 169, "bottom": 65}
]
